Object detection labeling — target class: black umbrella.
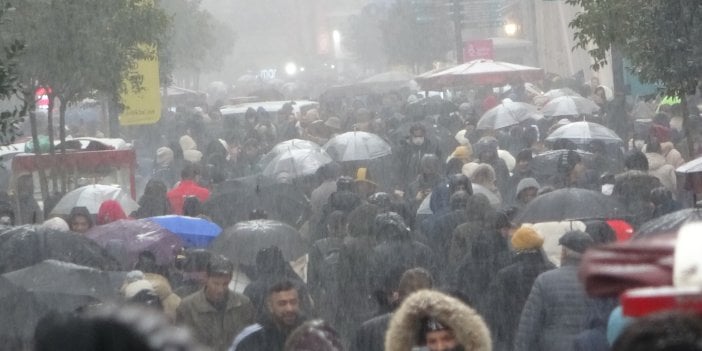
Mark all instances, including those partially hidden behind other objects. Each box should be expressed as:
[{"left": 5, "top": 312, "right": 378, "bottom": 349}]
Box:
[
  {"left": 0, "top": 276, "right": 50, "bottom": 347},
  {"left": 515, "top": 188, "right": 629, "bottom": 223},
  {"left": 634, "top": 208, "right": 702, "bottom": 239},
  {"left": 0, "top": 225, "right": 122, "bottom": 274},
  {"left": 2, "top": 259, "right": 121, "bottom": 312},
  {"left": 210, "top": 219, "right": 307, "bottom": 265},
  {"left": 204, "top": 176, "right": 309, "bottom": 229}
]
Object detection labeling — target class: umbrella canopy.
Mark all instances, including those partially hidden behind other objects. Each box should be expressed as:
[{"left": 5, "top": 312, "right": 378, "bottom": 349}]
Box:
[
  {"left": 545, "top": 121, "right": 622, "bottom": 144},
  {"left": 531, "top": 149, "right": 596, "bottom": 180},
  {"left": 515, "top": 187, "right": 629, "bottom": 223},
  {"left": 51, "top": 184, "right": 138, "bottom": 215},
  {"left": 3, "top": 260, "right": 118, "bottom": 311},
  {"left": 210, "top": 219, "right": 307, "bottom": 265},
  {"left": 3, "top": 259, "right": 116, "bottom": 299},
  {"left": 0, "top": 225, "right": 121, "bottom": 274},
  {"left": 258, "top": 139, "right": 322, "bottom": 166},
  {"left": 323, "top": 131, "right": 392, "bottom": 162},
  {"left": 477, "top": 101, "right": 543, "bottom": 130},
  {"left": 541, "top": 96, "right": 600, "bottom": 117},
  {"left": 261, "top": 148, "right": 332, "bottom": 179},
  {"left": 417, "top": 59, "right": 544, "bottom": 90},
  {"left": 634, "top": 208, "right": 702, "bottom": 238},
  {"left": 148, "top": 215, "right": 222, "bottom": 248},
  {"left": 0, "top": 276, "right": 51, "bottom": 345},
  {"left": 203, "top": 176, "right": 309, "bottom": 229},
  {"left": 676, "top": 157, "right": 702, "bottom": 174},
  {"left": 543, "top": 88, "right": 581, "bottom": 99},
  {"left": 85, "top": 219, "right": 184, "bottom": 268}
]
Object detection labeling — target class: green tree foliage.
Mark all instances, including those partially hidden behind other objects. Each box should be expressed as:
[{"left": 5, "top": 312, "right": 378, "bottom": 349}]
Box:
[
  {"left": 567, "top": 0, "right": 702, "bottom": 97},
  {"left": 157, "top": 0, "right": 236, "bottom": 82},
  {"left": 4, "top": 0, "right": 169, "bottom": 106},
  {"left": 0, "top": 2, "right": 26, "bottom": 145}
]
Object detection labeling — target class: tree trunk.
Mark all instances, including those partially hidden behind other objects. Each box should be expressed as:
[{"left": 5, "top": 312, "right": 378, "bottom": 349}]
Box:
[
  {"left": 59, "top": 98, "right": 68, "bottom": 193},
  {"left": 26, "top": 90, "right": 50, "bottom": 213},
  {"left": 46, "top": 93, "right": 58, "bottom": 193},
  {"left": 681, "top": 95, "right": 694, "bottom": 157}
]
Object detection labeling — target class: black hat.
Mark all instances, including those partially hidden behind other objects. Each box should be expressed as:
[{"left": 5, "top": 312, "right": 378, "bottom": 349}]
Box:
[{"left": 558, "top": 230, "right": 594, "bottom": 253}]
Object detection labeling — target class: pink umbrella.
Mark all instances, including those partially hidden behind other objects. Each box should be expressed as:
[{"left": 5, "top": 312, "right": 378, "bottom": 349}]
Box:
[
  {"left": 85, "top": 219, "right": 184, "bottom": 269},
  {"left": 416, "top": 59, "right": 543, "bottom": 90}
]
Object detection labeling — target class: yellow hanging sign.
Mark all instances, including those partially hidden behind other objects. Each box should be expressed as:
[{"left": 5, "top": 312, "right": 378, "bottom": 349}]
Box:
[{"left": 119, "top": 44, "right": 161, "bottom": 126}]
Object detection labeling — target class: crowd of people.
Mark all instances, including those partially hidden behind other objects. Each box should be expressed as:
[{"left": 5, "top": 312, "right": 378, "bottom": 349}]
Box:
[{"left": 12, "top": 78, "right": 702, "bottom": 351}]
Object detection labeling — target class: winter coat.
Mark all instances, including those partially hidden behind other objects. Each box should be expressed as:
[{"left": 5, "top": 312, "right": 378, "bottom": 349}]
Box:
[
  {"left": 424, "top": 210, "right": 467, "bottom": 282},
  {"left": 368, "top": 238, "right": 436, "bottom": 302},
  {"left": 167, "top": 180, "right": 211, "bottom": 215},
  {"left": 96, "top": 200, "right": 128, "bottom": 225},
  {"left": 448, "top": 220, "right": 491, "bottom": 267},
  {"left": 384, "top": 289, "right": 492, "bottom": 351},
  {"left": 396, "top": 139, "right": 442, "bottom": 185},
  {"left": 307, "top": 236, "right": 344, "bottom": 321},
  {"left": 352, "top": 313, "right": 392, "bottom": 351},
  {"left": 483, "top": 251, "right": 556, "bottom": 351},
  {"left": 612, "top": 170, "right": 660, "bottom": 227},
  {"left": 176, "top": 288, "right": 255, "bottom": 351},
  {"left": 231, "top": 316, "right": 306, "bottom": 351},
  {"left": 645, "top": 152, "right": 677, "bottom": 193},
  {"left": 454, "top": 231, "right": 512, "bottom": 309},
  {"left": 660, "top": 141, "right": 685, "bottom": 168},
  {"left": 513, "top": 262, "right": 590, "bottom": 351}
]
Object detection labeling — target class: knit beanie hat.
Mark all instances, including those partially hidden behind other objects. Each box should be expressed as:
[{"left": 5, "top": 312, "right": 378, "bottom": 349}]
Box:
[
  {"left": 450, "top": 145, "right": 473, "bottom": 163},
  {"left": 511, "top": 226, "right": 544, "bottom": 251},
  {"left": 183, "top": 149, "right": 203, "bottom": 163}
]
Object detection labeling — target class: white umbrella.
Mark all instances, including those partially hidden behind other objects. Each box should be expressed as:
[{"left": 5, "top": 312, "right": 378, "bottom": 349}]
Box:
[
  {"left": 323, "top": 131, "right": 392, "bottom": 162},
  {"left": 261, "top": 148, "right": 332, "bottom": 179},
  {"left": 477, "top": 100, "right": 543, "bottom": 130},
  {"left": 545, "top": 121, "right": 622, "bottom": 144},
  {"left": 51, "top": 184, "right": 138, "bottom": 215},
  {"left": 258, "top": 139, "right": 322, "bottom": 168},
  {"left": 541, "top": 96, "right": 600, "bottom": 117}
]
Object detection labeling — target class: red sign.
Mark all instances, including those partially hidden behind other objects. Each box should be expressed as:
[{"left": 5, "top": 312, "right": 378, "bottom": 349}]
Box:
[{"left": 463, "top": 39, "right": 494, "bottom": 61}]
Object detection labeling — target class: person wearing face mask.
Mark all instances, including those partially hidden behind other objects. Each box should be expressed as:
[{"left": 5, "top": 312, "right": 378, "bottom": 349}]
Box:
[
  {"left": 396, "top": 124, "right": 442, "bottom": 187},
  {"left": 385, "top": 290, "right": 492, "bottom": 351}
]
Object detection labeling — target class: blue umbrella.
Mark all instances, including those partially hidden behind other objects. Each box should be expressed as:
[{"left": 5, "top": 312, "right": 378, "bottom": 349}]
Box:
[{"left": 148, "top": 215, "right": 222, "bottom": 248}]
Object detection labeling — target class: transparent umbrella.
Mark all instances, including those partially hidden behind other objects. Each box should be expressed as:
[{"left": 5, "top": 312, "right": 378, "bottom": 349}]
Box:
[
  {"left": 261, "top": 148, "right": 332, "bottom": 179},
  {"left": 545, "top": 121, "right": 622, "bottom": 144},
  {"left": 541, "top": 96, "right": 600, "bottom": 117},
  {"left": 477, "top": 100, "right": 543, "bottom": 130},
  {"left": 323, "top": 131, "right": 392, "bottom": 162}
]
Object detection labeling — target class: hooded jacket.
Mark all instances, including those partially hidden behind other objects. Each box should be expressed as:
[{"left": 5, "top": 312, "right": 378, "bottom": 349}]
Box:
[
  {"left": 384, "top": 289, "right": 492, "bottom": 351},
  {"left": 96, "top": 200, "right": 128, "bottom": 225},
  {"left": 645, "top": 152, "right": 676, "bottom": 193}
]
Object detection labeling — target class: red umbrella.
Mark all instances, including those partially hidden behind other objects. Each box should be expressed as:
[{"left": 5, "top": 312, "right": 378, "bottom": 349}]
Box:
[{"left": 416, "top": 59, "right": 543, "bottom": 90}]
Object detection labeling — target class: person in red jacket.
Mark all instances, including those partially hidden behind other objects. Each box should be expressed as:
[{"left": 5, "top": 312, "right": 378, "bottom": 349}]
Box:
[{"left": 167, "top": 163, "right": 210, "bottom": 215}]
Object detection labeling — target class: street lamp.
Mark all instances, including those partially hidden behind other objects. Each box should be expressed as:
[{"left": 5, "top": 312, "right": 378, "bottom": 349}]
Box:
[
  {"left": 285, "top": 62, "right": 298, "bottom": 76},
  {"left": 504, "top": 21, "right": 519, "bottom": 37},
  {"left": 332, "top": 30, "right": 342, "bottom": 59}
]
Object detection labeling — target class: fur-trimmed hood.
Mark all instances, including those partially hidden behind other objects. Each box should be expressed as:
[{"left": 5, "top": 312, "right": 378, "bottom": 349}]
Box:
[{"left": 384, "top": 290, "right": 492, "bottom": 351}]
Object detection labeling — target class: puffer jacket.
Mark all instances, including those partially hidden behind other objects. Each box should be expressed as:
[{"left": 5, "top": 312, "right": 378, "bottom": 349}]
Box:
[
  {"left": 645, "top": 152, "right": 676, "bottom": 193},
  {"left": 385, "top": 289, "right": 492, "bottom": 351},
  {"left": 513, "top": 263, "right": 590, "bottom": 351}
]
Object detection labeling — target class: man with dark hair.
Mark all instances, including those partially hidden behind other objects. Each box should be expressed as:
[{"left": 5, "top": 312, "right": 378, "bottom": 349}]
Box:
[
  {"left": 176, "top": 255, "right": 254, "bottom": 351},
  {"left": 231, "top": 280, "right": 306, "bottom": 351},
  {"left": 352, "top": 267, "right": 434, "bottom": 351},
  {"left": 167, "top": 163, "right": 210, "bottom": 215}
]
